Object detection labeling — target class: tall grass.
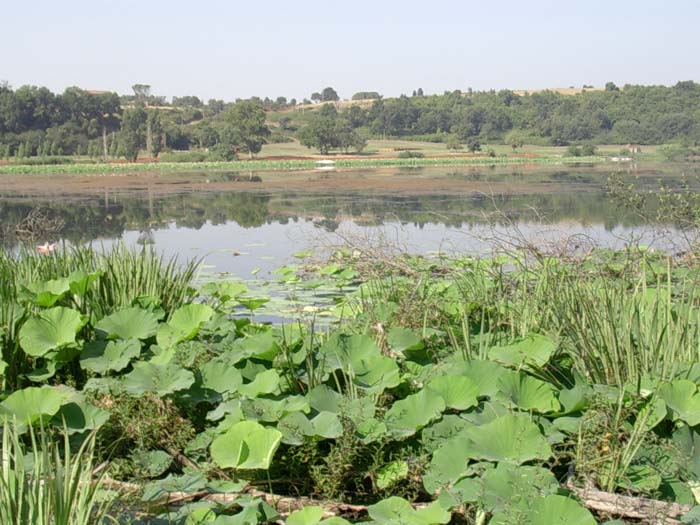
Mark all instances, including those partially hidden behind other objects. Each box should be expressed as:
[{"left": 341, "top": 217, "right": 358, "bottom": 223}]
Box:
[
  {"left": 0, "top": 421, "right": 113, "bottom": 525},
  {"left": 340, "top": 249, "right": 700, "bottom": 387}
]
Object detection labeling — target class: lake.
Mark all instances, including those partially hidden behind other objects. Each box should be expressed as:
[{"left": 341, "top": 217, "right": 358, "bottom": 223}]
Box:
[{"left": 0, "top": 164, "right": 692, "bottom": 280}]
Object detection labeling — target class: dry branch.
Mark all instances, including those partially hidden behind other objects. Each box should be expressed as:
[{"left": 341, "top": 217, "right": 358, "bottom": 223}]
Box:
[{"left": 566, "top": 479, "right": 691, "bottom": 524}]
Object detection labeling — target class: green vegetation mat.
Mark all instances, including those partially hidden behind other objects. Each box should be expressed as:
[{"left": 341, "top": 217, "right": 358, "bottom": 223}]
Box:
[
  {"left": 0, "top": 155, "right": 605, "bottom": 175},
  {"left": 2, "top": 245, "right": 700, "bottom": 523}
]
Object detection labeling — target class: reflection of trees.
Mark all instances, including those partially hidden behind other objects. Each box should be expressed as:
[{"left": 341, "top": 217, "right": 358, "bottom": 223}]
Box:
[{"left": 0, "top": 183, "right": 664, "bottom": 249}]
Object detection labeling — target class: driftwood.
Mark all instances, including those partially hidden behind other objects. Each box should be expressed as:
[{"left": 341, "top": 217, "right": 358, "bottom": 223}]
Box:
[
  {"left": 103, "top": 476, "right": 697, "bottom": 523},
  {"left": 566, "top": 479, "right": 692, "bottom": 525},
  {"left": 102, "top": 477, "right": 371, "bottom": 518}
]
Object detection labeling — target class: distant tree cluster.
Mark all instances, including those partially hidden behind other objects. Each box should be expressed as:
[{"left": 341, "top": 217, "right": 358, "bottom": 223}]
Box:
[
  {"left": 352, "top": 91, "right": 381, "bottom": 100},
  {"left": 298, "top": 104, "right": 366, "bottom": 154},
  {"left": 306, "top": 81, "right": 700, "bottom": 145},
  {"left": 5, "top": 80, "right": 700, "bottom": 162}
]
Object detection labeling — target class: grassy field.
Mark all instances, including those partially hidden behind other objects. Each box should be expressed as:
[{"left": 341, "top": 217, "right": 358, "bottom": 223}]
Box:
[{"left": 0, "top": 139, "right": 663, "bottom": 176}]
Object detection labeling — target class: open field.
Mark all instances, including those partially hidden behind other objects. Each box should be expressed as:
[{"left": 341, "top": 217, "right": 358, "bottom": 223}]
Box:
[{"left": 0, "top": 140, "right": 666, "bottom": 176}]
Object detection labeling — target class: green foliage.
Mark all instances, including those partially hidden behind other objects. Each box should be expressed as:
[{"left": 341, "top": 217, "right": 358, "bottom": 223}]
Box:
[
  {"left": 0, "top": 422, "right": 111, "bottom": 525},
  {"left": 219, "top": 100, "right": 271, "bottom": 159}
]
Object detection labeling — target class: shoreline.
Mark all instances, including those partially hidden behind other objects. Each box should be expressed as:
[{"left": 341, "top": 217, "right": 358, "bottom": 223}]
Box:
[{"left": 0, "top": 154, "right": 609, "bottom": 175}]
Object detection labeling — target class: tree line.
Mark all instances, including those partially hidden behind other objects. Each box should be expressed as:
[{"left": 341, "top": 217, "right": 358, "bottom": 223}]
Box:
[{"left": 3, "top": 81, "right": 700, "bottom": 160}]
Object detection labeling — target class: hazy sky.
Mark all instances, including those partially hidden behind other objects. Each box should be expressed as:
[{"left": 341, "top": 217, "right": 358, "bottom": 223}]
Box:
[{"left": 3, "top": 0, "right": 699, "bottom": 101}]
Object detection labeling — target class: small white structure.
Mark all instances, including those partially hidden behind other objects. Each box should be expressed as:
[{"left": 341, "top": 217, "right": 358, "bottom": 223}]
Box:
[{"left": 315, "top": 159, "right": 336, "bottom": 171}]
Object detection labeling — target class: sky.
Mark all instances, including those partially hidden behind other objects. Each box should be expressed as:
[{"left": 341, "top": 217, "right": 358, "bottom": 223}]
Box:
[{"left": 2, "top": 0, "right": 699, "bottom": 102}]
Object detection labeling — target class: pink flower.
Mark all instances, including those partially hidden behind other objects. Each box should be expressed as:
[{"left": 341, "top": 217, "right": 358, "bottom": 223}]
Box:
[{"left": 36, "top": 242, "right": 57, "bottom": 254}]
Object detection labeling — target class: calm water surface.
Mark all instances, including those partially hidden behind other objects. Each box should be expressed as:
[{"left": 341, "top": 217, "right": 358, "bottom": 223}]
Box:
[{"left": 0, "top": 165, "right": 691, "bottom": 278}]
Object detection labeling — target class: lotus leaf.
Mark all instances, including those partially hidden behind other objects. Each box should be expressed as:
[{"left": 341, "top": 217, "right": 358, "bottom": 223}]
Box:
[
  {"left": 454, "top": 359, "right": 509, "bottom": 397},
  {"left": 387, "top": 327, "right": 424, "bottom": 354},
  {"left": 21, "top": 278, "right": 70, "bottom": 307},
  {"left": 157, "top": 303, "right": 214, "bottom": 348},
  {"left": 122, "top": 361, "right": 195, "bottom": 396},
  {"left": 0, "top": 386, "right": 69, "bottom": 425},
  {"left": 95, "top": 307, "right": 160, "bottom": 340},
  {"left": 238, "top": 369, "right": 280, "bottom": 398},
  {"left": 367, "top": 497, "right": 450, "bottom": 525},
  {"left": 210, "top": 420, "right": 282, "bottom": 470},
  {"left": 427, "top": 375, "right": 480, "bottom": 411},
  {"left": 385, "top": 388, "right": 446, "bottom": 438},
  {"left": 497, "top": 373, "right": 560, "bottom": 413},
  {"left": 520, "top": 495, "right": 596, "bottom": 525},
  {"left": 19, "top": 306, "right": 86, "bottom": 357},
  {"left": 660, "top": 380, "right": 700, "bottom": 426},
  {"left": 488, "top": 334, "right": 556, "bottom": 369},
  {"left": 53, "top": 401, "right": 109, "bottom": 433},
  {"left": 80, "top": 338, "right": 141, "bottom": 374},
  {"left": 464, "top": 413, "right": 551, "bottom": 464},
  {"left": 199, "top": 359, "right": 243, "bottom": 395},
  {"left": 131, "top": 450, "right": 173, "bottom": 478}
]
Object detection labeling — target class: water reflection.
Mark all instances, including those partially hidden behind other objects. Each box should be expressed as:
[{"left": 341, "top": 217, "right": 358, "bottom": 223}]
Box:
[{"left": 0, "top": 166, "right": 691, "bottom": 275}]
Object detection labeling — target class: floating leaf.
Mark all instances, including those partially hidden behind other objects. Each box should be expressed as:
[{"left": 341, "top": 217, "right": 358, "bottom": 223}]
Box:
[
  {"left": 95, "top": 307, "right": 160, "bottom": 340},
  {"left": 210, "top": 420, "right": 282, "bottom": 470},
  {"left": 19, "top": 307, "right": 86, "bottom": 357}
]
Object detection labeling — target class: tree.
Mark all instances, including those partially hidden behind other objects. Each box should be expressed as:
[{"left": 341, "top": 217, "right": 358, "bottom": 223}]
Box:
[
  {"left": 352, "top": 91, "right": 381, "bottom": 101},
  {"left": 119, "top": 106, "right": 147, "bottom": 161},
  {"left": 466, "top": 136, "right": 481, "bottom": 153},
  {"left": 298, "top": 104, "right": 339, "bottom": 154},
  {"left": 132, "top": 84, "right": 151, "bottom": 102},
  {"left": 417, "top": 88, "right": 424, "bottom": 96},
  {"left": 219, "top": 100, "right": 271, "bottom": 159},
  {"left": 605, "top": 82, "right": 619, "bottom": 92},
  {"left": 446, "top": 135, "right": 463, "bottom": 150},
  {"left": 146, "top": 110, "right": 164, "bottom": 157},
  {"left": 321, "top": 87, "right": 339, "bottom": 102},
  {"left": 311, "top": 92, "right": 322, "bottom": 103},
  {"left": 504, "top": 130, "right": 525, "bottom": 150}
]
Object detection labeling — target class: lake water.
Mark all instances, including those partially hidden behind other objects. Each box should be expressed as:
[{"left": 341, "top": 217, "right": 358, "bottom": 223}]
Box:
[{"left": 0, "top": 164, "right": 692, "bottom": 279}]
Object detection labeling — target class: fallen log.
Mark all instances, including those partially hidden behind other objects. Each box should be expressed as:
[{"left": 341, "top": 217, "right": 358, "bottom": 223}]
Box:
[{"left": 566, "top": 479, "right": 692, "bottom": 525}]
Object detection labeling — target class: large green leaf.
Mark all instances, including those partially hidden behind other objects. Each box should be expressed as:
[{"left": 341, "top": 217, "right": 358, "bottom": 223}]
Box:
[
  {"left": 367, "top": 497, "right": 450, "bottom": 525},
  {"left": 497, "top": 373, "right": 560, "bottom": 413},
  {"left": 19, "top": 307, "right": 86, "bottom": 357},
  {"left": 80, "top": 338, "right": 141, "bottom": 374},
  {"left": 199, "top": 359, "right": 243, "bottom": 395},
  {"left": 522, "top": 495, "right": 596, "bottom": 525},
  {"left": 488, "top": 335, "right": 556, "bottom": 369},
  {"left": 384, "top": 388, "right": 446, "bottom": 438},
  {"left": 238, "top": 369, "right": 280, "bottom": 398},
  {"left": 53, "top": 400, "right": 110, "bottom": 433},
  {"left": 95, "top": 307, "right": 161, "bottom": 340},
  {"left": 481, "top": 464, "right": 559, "bottom": 513},
  {"left": 210, "top": 420, "right": 282, "bottom": 470},
  {"left": 660, "top": 380, "right": 700, "bottom": 426},
  {"left": 0, "top": 386, "right": 69, "bottom": 425},
  {"left": 466, "top": 413, "right": 551, "bottom": 464},
  {"left": 157, "top": 304, "right": 214, "bottom": 348},
  {"left": 427, "top": 375, "right": 480, "bottom": 411},
  {"left": 21, "top": 278, "right": 70, "bottom": 307},
  {"left": 122, "top": 361, "right": 195, "bottom": 396}
]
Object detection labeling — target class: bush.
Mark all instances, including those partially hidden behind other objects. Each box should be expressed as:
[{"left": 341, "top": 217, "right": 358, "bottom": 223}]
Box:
[
  {"left": 398, "top": 150, "right": 425, "bottom": 159},
  {"left": 445, "top": 135, "right": 463, "bottom": 150}
]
